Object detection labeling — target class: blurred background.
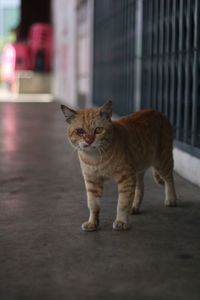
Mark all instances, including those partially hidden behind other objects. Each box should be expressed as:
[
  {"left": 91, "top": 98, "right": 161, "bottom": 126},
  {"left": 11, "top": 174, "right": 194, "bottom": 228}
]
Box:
[
  {"left": 0, "top": 0, "right": 199, "bottom": 185},
  {"left": 0, "top": 2, "right": 200, "bottom": 299}
]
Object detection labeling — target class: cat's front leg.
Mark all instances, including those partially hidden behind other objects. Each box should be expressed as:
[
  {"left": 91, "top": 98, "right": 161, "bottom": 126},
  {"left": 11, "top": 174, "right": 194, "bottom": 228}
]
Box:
[
  {"left": 113, "top": 176, "right": 135, "bottom": 231},
  {"left": 82, "top": 176, "right": 104, "bottom": 232}
]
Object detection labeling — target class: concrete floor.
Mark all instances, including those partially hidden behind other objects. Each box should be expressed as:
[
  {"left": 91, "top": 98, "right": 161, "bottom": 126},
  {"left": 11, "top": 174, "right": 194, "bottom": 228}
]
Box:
[{"left": 0, "top": 102, "right": 200, "bottom": 300}]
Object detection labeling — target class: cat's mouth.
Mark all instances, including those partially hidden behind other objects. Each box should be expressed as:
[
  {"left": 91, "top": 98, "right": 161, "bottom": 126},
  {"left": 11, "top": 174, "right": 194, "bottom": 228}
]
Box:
[
  {"left": 83, "top": 144, "right": 96, "bottom": 151},
  {"left": 75, "top": 141, "right": 100, "bottom": 152},
  {"left": 82, "top": 143, "right": 98, "bottom": 152}
]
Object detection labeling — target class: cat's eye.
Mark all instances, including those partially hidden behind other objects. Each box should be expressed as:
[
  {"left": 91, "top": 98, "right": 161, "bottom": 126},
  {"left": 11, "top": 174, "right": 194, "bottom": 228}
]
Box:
[
  {"left": 95, "top": 127, "right": 103, "bottom": 134},
  {"left": 75, "top": 128, "right": 85, "bottom": 136}
]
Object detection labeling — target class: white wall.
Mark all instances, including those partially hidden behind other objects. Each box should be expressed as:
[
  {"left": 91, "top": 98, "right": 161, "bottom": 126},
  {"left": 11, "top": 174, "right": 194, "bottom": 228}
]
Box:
[
  {"left": 76, "top": 0, "right": 94, "bottom": 107},
  {"left": 52, "top": 0, "right": 94, "bottom": 108},
  {"left": 173, "top": 148, "right": 200, "bottom": 187},
  {"left": 52, "top": 0, "right": 77, "bottom": 107}
]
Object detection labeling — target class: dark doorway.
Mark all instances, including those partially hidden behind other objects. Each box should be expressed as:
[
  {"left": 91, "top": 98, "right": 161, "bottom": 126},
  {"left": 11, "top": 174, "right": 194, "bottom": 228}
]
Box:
[{"left": 18, "top": 0, "right": 51, "bottom": 41}]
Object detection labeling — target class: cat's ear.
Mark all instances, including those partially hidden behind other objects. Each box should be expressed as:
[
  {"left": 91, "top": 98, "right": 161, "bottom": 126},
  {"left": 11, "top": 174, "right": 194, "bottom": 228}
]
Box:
[
  {"left": 100, "top": 100, "right": 112, "bottom": 120},
  {"left": 60, "top": 104, "right": 77, "bottom": 124}
]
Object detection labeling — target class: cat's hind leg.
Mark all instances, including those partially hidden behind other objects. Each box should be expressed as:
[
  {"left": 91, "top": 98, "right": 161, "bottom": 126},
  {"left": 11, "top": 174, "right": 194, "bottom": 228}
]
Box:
[
  {"left": 163, "top": 173, "right": 177, "bottom": 207},
  {"left": 152, "top": 167, "right": 164, "bottom": 185},
  {"left": 131, "top": 171, "right": 145, "bottom": 214},
  {"left": 154, "top": 159, "right": 177, "bottom": 207}
]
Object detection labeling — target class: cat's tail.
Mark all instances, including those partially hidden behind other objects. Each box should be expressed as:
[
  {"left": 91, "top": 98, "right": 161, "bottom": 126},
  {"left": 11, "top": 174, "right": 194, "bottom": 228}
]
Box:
[{"left": 152, "top": 168, "right": 165, "bottom": 185}]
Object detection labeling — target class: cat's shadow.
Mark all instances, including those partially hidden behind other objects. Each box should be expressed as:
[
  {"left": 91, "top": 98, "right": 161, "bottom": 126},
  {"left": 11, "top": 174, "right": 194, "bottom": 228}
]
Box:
[{"left": 176, "top": 201, "right": 197, "bottom": 209}]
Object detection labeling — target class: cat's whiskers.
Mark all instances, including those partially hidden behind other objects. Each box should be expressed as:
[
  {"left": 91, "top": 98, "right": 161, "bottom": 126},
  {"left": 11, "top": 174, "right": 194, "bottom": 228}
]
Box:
[
  {"left": 100, "top": 145, "right": 106, "bottom": 157},
  {"left": 74, "top": 143, "right": 82, "bottom": 152},
  {"left": 97, "top": 147, "right": 103, "bottom": 162},
  {"left": 72, "top": 146, "right": 78, "bottom": 153}
]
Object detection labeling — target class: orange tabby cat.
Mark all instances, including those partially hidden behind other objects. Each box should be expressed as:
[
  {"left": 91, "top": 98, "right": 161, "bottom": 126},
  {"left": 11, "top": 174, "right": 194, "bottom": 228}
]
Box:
[{"left": 61, "top": 101, "right": 177, "bottom": 231}]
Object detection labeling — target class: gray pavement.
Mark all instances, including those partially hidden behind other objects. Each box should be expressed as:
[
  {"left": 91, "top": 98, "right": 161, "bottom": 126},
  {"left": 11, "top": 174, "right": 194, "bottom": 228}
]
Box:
[{"left": 0, "top": 102, "right": 200, "bottom": 300}]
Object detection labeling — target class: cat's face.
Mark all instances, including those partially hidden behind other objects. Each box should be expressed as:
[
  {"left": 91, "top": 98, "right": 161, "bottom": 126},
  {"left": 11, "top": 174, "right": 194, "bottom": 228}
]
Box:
[{"left": 61, "top": 101, "right": 113, "bottom": 153}]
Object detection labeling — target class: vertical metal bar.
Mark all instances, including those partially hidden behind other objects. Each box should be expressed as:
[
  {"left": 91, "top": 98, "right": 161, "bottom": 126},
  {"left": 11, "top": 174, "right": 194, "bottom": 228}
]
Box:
[
  {"left": 176, "top": 0, "right": 184, "bottom": 140},
  {"left": 104, "top": 0, "right": 106, "bottom": 102},
  {"left": 183, "top": 0, "right": 191, "bottom": 143},
  {"left": 110, "top": 1, "right": 113, "bottom": 106},
  {"left": 164, "top": 0, "right": 170, "bottom": 117},
  {"left": 134, "top": 0, "right": 143, "bottom": 111},
  {"left": 158, "top": 0, "right": 164, "bottom": 112},
  {"left": 144, "top": 1, "right": 148, "bottom": 107},
  {"left": 192, "top": 0, "right": 199, "bottom": 146},
  {"left": 118, "top": 0, "right": 124, "bottom": 113},
  {"left": 161, "top": 0, "right": 165, "bottom": 112},
  {"left": 152, "top": 0, "right": 158, "bottom": 109},
  {"left": 110, "top": 0, "right": 113, "bottom": 103},
  {"left": 123, "top": 0, "right": 127, "bottom": 114},
  {"left": 121, "top": 0, "right": 125, "bottom": 113},
  {"left": 130, "top": 0, "right": 133, "bottom": 113},
  {"left": 155, "top": 0, "right": 159, "bottom": 110},
  {"left": 146, "top": 0, "right": 154, "bottom": 108},
  {"left": 156, "top": 0, "right": 161, "bottom": 111},
  {"left": 127, "top": 0, "right": 130, "bottom": 113},
  {"left": 163, "top": 0, "right": 167, "bottom": 114},
  {"left": 130, "top": 0, "right": 135, "bottom": 112},
  {"left": 157, "top": 0, "right": 164, "bottom": 111},
  {"left": 142, "top": 0, "right": 149, "bottom": 109},
  {"left": 169, "top": 0, "right": 176, "bottom": 124},
  {"left": 151, "top": 0, "right": 155, "bottom": 108},
  {"left": 149, "top": 0, "right": 154, "bottom": 108}
]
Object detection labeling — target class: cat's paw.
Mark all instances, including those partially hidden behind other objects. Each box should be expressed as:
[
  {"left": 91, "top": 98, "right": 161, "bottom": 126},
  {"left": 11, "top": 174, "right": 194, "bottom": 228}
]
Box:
[
  {"left": 113, "top": 220, "right": 129, "bottom": 231},
  {"left": 165, "top": 199, "right": 177, "bottom": 207},
  {"left": 81, "top": 221, "right": 98, "bottom": 232},
  {"left": 130, "top": 207, "right": 140, "bottom": 215}
]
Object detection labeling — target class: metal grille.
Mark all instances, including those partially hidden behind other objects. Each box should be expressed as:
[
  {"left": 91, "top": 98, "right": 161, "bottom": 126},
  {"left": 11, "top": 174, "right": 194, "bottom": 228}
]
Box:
[
  {"left": 93, "top": 0, "right": 137, "bottom": 115},
  {"left": 93, "top": 0, "right": 200, "bottom": 157},
  {"left": 141, "top": 0, "right": 200, "bottom": 157}
]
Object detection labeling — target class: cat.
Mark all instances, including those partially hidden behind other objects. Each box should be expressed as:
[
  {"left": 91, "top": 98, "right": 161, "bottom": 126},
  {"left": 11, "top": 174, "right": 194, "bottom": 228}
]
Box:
[{"left": 61, "top": 101, "right": 177, "bottom": 231}]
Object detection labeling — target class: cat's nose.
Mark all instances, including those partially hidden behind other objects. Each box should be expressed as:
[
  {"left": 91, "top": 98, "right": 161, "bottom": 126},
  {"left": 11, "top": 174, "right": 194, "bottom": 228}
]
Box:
[{"left": 84, "top": 135, "right": 94, "bottom": 145}]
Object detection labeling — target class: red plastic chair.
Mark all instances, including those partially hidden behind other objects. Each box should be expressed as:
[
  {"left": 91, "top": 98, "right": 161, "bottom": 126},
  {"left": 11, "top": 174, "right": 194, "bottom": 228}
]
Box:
[{"left": 28, "top": 23, "right": 53, "bottom": 72}]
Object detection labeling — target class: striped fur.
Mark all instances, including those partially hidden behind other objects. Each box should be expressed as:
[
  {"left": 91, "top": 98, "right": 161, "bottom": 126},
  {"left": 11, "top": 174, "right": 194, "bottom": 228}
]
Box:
[{"left": 61, "top": 101, "right": 177, "bottom": 231}]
